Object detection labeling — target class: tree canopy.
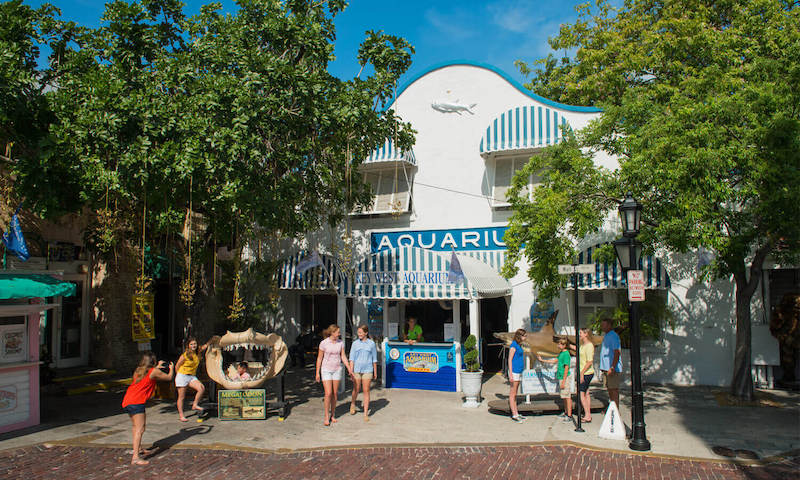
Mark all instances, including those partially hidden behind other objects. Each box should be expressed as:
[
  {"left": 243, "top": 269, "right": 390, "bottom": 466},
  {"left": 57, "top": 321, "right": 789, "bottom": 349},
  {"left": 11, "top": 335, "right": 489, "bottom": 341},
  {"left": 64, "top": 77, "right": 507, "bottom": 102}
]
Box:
[
  {"left": 3, "top": 0, "right": 414, "bottom": 254},
  {"left": 506, "top": 0, "right": 800, "bottom": 398}
]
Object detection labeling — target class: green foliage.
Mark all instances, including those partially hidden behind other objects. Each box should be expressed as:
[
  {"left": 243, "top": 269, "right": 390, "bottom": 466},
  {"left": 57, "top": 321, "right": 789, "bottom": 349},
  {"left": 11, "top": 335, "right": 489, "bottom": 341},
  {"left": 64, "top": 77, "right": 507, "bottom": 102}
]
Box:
[
  {"left": 509, "top": 0, "right": 799, "bottom": 398},
  {"left": 586, "top": 291, "right": 675, "bottom": 346},
  {"left": 463, "top": 334, "right": 480, "bottom": 372},
  {"left": 3, "top": 0, "right": 415, "bottom": 322}
]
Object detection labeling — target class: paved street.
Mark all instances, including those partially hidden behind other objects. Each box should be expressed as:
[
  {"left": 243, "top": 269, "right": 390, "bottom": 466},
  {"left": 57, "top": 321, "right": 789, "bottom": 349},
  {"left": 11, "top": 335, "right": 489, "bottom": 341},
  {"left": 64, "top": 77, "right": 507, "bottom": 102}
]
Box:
[
  {"left": 1, "top": 368, "right": 798, "bottom": 479},
  {"left": 2, "top": 443, "right": 798, "bottom": 479}
]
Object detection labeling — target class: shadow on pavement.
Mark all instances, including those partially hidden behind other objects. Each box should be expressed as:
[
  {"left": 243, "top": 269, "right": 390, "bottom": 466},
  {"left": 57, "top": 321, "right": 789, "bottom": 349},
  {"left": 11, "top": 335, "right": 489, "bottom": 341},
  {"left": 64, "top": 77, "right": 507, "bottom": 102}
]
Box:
[
  {"left": 0, "top": 389, "right": 128, "bottom": 442},
  {"left": 147, "top": 425, "right": 214, "bottom": 457}
]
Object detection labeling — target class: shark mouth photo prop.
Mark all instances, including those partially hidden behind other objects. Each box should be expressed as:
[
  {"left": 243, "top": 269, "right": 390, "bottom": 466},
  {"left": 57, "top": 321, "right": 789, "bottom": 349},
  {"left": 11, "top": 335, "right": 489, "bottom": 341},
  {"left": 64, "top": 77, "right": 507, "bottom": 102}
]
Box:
[
  {"left": 493, "top": 310, "right": 603, "bottom": 359},
  {"left": 205, "top": 328, "right": 288, "bottom": 390}
]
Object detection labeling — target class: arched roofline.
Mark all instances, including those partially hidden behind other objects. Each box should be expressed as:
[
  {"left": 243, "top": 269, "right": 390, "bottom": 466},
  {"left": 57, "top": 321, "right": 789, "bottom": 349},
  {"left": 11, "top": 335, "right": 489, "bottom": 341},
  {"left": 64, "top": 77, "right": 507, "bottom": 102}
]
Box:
[{"left": 392, "top": 60, "right": 603, "bottom": 113}]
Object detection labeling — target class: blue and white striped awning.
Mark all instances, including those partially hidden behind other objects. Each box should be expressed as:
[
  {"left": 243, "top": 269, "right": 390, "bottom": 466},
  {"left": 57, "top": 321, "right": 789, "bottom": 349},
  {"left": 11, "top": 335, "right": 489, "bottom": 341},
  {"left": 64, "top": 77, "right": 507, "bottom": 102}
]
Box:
[
  {"left": 278, "top": 251, "right": 343, "bottom": 291},
  {"left": 568, "top": 244, "right": 671, "bottom": 290},
  {"left": 364, "top": 139, "right": 416, "bottom": 166},
  {"left": 340, "top": 246, "right": 509, "bottom": 299},
  {"left": 479, "top": 105, "right": 570, "bottom": 155}
]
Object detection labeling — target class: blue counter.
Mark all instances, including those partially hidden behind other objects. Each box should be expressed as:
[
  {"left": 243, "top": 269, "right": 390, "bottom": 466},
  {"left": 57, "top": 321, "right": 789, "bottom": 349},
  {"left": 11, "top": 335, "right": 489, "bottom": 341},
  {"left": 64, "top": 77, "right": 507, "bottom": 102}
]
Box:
[{"left": 385, "top": 341, "right": 457, "bottom": 392}]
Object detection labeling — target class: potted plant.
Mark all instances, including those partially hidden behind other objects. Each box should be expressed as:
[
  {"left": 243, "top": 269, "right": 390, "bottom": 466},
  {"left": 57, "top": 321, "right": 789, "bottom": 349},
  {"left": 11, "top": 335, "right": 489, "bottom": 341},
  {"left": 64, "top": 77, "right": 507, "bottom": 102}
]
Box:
[{"left": 460, "top": 334, "right": 483, "bottom": 407}]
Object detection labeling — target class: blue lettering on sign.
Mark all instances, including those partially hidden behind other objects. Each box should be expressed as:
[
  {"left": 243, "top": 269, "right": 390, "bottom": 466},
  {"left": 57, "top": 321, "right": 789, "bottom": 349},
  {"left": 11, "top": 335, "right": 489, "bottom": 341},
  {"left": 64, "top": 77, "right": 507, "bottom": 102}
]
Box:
[{"left": 371, "top": 227, "right": 508, "bottom": 253}]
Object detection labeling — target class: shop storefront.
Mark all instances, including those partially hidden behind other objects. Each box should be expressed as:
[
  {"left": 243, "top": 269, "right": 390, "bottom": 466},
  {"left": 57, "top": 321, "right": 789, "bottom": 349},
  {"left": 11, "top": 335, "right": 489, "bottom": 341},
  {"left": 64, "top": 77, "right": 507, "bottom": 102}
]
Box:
[
  {"left": 273, "top": 61, "right": 779, "bottom": 389},
  {"left": 0, "top": 272, "right": 75, "bottom": 434}
]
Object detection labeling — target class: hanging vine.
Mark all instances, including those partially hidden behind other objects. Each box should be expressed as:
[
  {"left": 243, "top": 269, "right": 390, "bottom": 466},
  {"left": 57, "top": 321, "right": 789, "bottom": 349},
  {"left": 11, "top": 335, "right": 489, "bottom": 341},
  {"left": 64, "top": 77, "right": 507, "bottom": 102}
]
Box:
[
  {"left": 134, "top": 179, "right": 152, "bottom": 296},
  {"left": 179, "top": 175, "right": 196, "bottom": 308}
]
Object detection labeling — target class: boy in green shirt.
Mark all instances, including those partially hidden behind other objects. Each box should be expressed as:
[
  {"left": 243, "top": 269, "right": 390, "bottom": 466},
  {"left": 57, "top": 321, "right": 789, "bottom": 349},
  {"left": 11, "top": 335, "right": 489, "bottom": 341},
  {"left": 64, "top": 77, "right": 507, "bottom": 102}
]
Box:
[{"left": 538, "top": 338, "right": 574, "bottom": 421}]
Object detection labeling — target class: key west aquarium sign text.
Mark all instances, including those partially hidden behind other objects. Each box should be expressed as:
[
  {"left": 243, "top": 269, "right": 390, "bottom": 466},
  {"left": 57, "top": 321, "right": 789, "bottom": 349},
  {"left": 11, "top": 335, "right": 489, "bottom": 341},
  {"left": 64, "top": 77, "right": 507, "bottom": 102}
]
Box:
[{"left": 371, "top": 227, "right": 508, "bottom": 253}]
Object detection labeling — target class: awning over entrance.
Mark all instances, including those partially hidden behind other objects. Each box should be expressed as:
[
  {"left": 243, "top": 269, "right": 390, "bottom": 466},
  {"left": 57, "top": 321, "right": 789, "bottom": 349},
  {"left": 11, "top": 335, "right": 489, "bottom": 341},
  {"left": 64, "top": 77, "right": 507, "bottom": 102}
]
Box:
[
  {"left": 340, "top": 246, "right": 510, "bottom": 300},
  {"left": 569, "top": 244, "right": 671, "bottom": 290},
  {"left": 479, "top": 105, "right": 570, "bottom": 156},
  {"left": 456, "top": 254, "right": 511, "bottom": 297},
  {"left": 277, "top": 251, "right": 343, "bottom": 291},
  {"left": 0, "top": 273, "right": 76, "bottom": 299}
]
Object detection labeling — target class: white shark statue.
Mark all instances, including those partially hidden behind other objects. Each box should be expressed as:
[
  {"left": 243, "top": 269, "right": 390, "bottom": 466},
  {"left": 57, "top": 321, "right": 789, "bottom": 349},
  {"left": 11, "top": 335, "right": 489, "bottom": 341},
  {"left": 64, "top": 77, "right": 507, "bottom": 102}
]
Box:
[{"left": 431, "top": 100, "right": 477, "bottom": 115}]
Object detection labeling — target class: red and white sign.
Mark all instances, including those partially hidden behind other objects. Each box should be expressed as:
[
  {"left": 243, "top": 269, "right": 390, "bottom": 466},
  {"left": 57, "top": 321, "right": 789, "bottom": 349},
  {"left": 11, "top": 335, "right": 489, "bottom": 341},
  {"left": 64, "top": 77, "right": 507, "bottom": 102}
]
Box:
[{"left": 627, "top": 270, "right": 645, "bottom": 302}]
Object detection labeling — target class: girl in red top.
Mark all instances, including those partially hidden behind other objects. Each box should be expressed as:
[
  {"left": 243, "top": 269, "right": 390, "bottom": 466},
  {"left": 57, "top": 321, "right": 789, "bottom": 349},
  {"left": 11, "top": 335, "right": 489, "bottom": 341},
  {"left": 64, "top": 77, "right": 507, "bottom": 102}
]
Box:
[{"left": 122, "top": 352, "right": 174, "bottom": 465}]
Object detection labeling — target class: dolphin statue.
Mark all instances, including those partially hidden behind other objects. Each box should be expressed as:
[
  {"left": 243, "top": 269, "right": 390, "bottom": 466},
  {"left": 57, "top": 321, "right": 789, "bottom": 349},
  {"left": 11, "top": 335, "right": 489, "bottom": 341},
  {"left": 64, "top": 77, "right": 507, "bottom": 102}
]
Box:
[{"left": 431, "top": 100, "right": 477, "bottom": 115}]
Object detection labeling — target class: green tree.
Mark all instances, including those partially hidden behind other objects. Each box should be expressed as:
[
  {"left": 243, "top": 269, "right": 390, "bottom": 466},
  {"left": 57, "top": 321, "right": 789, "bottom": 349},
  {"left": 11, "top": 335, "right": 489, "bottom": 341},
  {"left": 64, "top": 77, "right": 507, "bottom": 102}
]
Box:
[
  {"left": 506, "top": 0, "right": 800, "bottom": 399},
  {"left": 2, "top": 0, "right": 414, "bottom": 360}
]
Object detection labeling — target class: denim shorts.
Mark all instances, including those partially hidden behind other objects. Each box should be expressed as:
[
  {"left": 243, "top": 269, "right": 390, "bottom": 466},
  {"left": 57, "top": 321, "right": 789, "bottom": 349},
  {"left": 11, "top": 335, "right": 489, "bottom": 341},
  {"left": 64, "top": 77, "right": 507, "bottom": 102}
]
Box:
[
  {"left": 123, "top": 403, "right": 146, "bottom": 415},
  {"left": 579, "top": 373, "right": 594, "bottom": 392}
]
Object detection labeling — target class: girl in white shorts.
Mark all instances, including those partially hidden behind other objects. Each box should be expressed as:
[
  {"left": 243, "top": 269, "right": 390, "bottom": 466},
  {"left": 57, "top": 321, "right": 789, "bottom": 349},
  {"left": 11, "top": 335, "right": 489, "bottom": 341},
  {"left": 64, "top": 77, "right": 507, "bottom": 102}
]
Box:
[
  {"left": 315, "top": 324, "right": 354, "bottom": 426},
  {"left": 175, "top": 337, "right": 210, "bottom": 422}
]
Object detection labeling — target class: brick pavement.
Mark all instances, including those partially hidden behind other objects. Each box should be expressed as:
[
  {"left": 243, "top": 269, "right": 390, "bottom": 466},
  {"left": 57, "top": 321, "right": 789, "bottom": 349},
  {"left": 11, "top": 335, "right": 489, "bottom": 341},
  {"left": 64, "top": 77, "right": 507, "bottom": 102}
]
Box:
[{"left": 2, "top": 443, "right": 798, "bottom": 479}]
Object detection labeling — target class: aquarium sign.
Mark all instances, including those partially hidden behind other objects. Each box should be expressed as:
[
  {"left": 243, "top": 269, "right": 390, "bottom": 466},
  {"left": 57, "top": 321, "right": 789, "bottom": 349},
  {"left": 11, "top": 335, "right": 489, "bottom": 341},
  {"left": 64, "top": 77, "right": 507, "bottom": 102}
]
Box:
[{"left": 403, "top": 351, "right": 439, "bottom": 373}]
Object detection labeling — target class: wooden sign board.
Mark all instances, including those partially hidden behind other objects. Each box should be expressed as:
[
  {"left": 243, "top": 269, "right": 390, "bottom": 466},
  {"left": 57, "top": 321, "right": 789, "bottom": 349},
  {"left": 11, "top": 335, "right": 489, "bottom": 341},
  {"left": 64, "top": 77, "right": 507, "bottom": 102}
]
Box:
[{"left": 218, "top": 389, "right": 266, "bottom": 420}]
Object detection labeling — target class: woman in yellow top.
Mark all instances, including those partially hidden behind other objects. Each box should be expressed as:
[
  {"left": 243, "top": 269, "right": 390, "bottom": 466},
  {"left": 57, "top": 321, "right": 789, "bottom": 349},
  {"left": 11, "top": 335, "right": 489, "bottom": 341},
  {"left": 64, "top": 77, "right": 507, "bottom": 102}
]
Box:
[
  {"left": 175, "top": 337, "right": 210, "bottom": 422},
  {"left": 577, "top": 328, "right": 595, "bottom": 422}
]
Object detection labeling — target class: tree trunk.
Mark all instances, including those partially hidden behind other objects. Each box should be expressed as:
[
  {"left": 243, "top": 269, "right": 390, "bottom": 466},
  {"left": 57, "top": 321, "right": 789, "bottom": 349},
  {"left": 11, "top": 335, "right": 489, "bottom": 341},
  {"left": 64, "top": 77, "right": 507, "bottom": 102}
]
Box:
[
  {"left": 732, "top": 280, "right": 755, "bottom": 401},
  {"left": 730, "top": 247, "right": 771, "bottom": 400}
]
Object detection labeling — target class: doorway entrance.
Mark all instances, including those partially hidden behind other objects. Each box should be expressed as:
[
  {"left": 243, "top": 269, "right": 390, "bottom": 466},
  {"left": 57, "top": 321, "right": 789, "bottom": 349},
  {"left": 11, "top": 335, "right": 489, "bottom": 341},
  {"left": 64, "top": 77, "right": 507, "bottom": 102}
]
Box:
[
  {"left": 480, "top": 297, "right": 509, "bottom": 373},
  {"left": 50, "top": 275, "right": 89, "bottom": 368}
]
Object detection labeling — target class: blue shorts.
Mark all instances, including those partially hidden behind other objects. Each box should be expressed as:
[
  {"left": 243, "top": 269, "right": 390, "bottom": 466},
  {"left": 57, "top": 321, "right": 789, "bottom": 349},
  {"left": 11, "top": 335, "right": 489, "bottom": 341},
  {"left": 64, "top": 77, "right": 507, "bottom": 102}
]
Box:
[
  {"left": 579, "top": 373, "right": 594, "bottom": 392},
  {"left": 123, "top": 403, "right": 146, "bottom": 415}
]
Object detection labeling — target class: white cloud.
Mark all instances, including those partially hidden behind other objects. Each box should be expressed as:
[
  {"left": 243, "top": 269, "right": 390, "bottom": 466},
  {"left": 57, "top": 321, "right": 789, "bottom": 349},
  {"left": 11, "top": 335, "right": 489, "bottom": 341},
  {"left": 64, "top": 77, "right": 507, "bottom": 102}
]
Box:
[
  {"left": 487, "top": 0, "right": 536, "bottom": 33},
  {"left": 422, "top": 7, "right": 479, "bottom": 42}
]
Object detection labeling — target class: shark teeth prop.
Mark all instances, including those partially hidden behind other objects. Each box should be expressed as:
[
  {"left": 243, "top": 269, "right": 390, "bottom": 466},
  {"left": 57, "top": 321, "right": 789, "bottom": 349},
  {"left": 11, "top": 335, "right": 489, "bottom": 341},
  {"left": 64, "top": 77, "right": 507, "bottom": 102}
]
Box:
[
  {"left": 493, "top": 310, "right": 604, "bottom": 359},
  {"left": 205, "top": 328, "right": 288, "bottom": 390}
]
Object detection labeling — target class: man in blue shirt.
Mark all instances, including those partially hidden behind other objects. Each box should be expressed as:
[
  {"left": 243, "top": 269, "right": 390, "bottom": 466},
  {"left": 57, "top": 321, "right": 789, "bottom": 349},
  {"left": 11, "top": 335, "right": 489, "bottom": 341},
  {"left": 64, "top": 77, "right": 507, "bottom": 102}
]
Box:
[{"left": 599, "top": 318, "right": 622, "bottom": 407}]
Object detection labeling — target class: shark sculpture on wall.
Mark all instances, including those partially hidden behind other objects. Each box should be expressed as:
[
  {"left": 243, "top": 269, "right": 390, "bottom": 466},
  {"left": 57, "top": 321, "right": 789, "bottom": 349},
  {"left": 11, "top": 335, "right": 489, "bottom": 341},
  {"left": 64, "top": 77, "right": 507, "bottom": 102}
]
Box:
[
  {"left": 493, "top": 310, "right": 603, "bottom": 359},
  {"left": 431, "top": 100, "right": 477, "bottom": 115},
  {"left": 205, "top": 328, "right": 288, "bottom": 390}
]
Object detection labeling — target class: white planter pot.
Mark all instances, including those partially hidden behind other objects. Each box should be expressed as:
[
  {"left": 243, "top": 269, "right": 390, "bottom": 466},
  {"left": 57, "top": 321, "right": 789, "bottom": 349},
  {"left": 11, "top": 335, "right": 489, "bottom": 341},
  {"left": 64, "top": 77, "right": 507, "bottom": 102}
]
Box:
[{"left": 460, "top": 370, "right": 484, "bottom": 408}]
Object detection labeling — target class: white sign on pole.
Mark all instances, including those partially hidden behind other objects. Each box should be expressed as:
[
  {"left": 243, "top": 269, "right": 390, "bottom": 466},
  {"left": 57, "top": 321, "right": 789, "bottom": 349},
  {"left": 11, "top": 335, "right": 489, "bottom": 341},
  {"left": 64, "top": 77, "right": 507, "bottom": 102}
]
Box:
[
  {"left": 557, "top": 264, "right": 574, "bottom": 275},
  {"left": 628, "top": 270, "right": 645, "bottom": 302},
  {"left": 558, "top": 264, "right": 595, "bottom": 275},
  {"left": 575, "top": 264, "right": 595, "bottom": 274}
]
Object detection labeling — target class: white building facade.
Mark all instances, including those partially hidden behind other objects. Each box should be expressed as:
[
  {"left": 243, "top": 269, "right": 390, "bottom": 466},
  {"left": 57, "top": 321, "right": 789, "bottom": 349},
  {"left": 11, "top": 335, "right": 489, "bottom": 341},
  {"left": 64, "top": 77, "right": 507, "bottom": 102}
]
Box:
[{"left": 274, "top": 62, "right": 782, "bottom": 388}]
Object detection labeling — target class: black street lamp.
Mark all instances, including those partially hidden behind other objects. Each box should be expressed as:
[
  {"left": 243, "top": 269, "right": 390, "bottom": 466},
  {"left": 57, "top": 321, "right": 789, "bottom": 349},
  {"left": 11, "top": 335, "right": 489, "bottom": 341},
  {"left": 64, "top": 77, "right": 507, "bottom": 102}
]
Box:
[{"left": 613, "top": 193, "right": 651, "bottom": 452}]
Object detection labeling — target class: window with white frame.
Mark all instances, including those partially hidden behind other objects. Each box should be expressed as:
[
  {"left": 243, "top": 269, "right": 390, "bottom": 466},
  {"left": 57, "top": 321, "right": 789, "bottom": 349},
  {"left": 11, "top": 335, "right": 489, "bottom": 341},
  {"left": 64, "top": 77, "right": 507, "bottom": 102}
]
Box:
[
  {"left": 355, "top": 166, "right": 413, "bottom": 215},
  {"left": 492, "top": 155, "right": 542, "bottom": 207}
]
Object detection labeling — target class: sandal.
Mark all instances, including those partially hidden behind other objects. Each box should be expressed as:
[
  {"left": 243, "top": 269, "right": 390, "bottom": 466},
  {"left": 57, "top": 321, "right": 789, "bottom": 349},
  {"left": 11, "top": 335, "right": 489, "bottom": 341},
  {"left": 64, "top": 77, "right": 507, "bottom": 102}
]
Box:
[
  {"left": 581, "top": 418, "right": 592, "bottom": 423},
  {"left": 131, "top": 458, "right": 150, "bottom": 466},
  {"left": 350, "top": 405, "right": 357, "bottom": 415}
]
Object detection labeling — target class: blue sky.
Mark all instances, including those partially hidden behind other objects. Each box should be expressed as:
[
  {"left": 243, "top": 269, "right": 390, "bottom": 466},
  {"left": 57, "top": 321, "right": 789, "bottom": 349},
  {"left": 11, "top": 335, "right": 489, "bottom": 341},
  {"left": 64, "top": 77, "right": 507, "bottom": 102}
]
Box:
[{"left": 29, "top": 0, "right": 588, "bottom": 87}]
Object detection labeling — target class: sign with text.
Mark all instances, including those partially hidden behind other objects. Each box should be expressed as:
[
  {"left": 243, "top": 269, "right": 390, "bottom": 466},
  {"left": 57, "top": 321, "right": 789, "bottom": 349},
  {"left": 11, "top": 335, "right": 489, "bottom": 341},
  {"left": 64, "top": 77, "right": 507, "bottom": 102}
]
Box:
[
  {"left": 218, "top": 389, "right": 266, "bottom": 420},
  {"left": 403, "top": 351, "right": 439, "bottom": 373},
  {"left": 558, "top": 264, "right": 596, "bottom": 275},
  {"left": 371, "top": 226, "right": 508, "bottom": 253},
  {"left": 131, "top": 294, "right": 155, "bottom": 341},
  {"left": 627, "top": 270, "right": 645, "bottom": 302}
]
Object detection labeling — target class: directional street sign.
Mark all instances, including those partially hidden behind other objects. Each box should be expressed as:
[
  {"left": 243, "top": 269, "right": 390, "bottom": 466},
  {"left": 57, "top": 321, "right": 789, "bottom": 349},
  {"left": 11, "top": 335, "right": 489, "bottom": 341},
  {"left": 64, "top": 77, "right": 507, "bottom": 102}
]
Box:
[{"left": 558, "top": 264, "right": 595, "bottom": 275}]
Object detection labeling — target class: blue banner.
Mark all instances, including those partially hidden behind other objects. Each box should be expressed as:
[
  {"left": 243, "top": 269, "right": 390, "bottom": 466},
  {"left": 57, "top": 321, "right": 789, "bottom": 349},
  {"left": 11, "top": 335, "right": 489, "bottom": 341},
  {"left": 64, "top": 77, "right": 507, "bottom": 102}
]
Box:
[
  {"left": 2, "top": 209, "right": 29, "bottom": 261},
  {"left": 371, "top": 226, "right": 508, "bottom": 253}
]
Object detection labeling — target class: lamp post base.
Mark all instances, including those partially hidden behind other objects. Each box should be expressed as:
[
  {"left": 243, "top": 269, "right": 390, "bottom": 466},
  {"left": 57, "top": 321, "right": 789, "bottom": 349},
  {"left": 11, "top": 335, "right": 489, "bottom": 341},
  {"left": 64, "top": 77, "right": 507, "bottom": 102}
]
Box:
[{"left": 629, "top": 437, "right": 651, "bottom": 451}]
